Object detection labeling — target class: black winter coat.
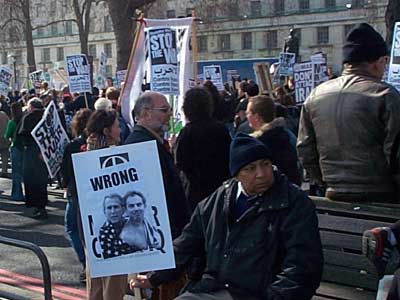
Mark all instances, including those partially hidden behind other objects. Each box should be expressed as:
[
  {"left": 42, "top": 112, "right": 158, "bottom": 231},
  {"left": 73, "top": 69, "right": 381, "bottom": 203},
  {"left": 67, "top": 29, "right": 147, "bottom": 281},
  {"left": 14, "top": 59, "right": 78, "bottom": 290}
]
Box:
[
  {"left": 149, "top": 171, "right": 323, "bottom": 300},
  {"left": 174, "top": 118, "right": 231, "bottom": 211},
  {"left": 124, "top": 125, "right": 190, "bottom": 239}
]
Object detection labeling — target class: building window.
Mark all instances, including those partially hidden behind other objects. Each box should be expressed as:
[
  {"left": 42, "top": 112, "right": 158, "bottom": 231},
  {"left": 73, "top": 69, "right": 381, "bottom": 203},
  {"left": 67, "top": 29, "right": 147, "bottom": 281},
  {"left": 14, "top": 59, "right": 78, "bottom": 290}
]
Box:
[
  {"left": 65, "top": 21, "right": 73, "bottom": 35},
  {"left": 1, "top": 52, "right": 7, "bottom": 64},
  {"left": 250, "top": 1, "right": 261, "bottom": 17},
  {"left": 317, "top": 27, "right": 329, "bottom": 44},
  {"left": 343, "top": 24, "right": 355, "bottom": 40},
  {"left": 57, "top": 47, "right": 64, "bottom": 61},
  {"left": 265, "top": 30, "right": 278, "bottom": 50},
  {"left": 42, "top": 48, "right": 51, "bottom": 63},
  {"left": 105, "top": 65, "right": 113, "bottom": 78},
  {"left": 242, "top": 32, "right": 252, "bottom": 50},
  {"left": 186, "top": 8, "right": 194, "bottom": 16},
  {"left": 198, "top": 36, "right": 208, "bottom": 52},
  {"left": 37, "top": 27, "right": 44, "bottom": 37},
  {"left": 104, "top": 43, "right": 112, "bottom": 58},
  {"left": 166, "top": 10, "right": 176, "bottom": 18},
  {"left": 219, "top": 34, "right": 231, "bottom": 51},
  {"left": 51, "top": 23, "right": 58, "bottom": 36},
  {"left": 104, "top": 15, "right": 113, "bottom": 32},
  {"left": 325, "top": 0, "right": 336, "bottom": 8},
  {"left": 274, "top": 0, "right": 285, "bottom": 15},
  {"left": 49, "top": 1, "right": 56, "bottom": 16},
  {"left": 299, "top": 0, "right": 310, "bottom": 11},
  {"left": 352, "top": 0, "right": 364, "bottom": 8},
  {"left": 15, "top": 50, "right": 22, "bottom": 64},
  {"left": 89, "top": 44, "right": 97, "bottom": 58}
]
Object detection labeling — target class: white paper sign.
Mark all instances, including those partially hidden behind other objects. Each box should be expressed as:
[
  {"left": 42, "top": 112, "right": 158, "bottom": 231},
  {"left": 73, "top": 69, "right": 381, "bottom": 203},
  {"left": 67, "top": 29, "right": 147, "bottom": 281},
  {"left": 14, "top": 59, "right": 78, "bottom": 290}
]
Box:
[
  {"left": 294, "top": 62, "right": 313, "bottom": 104},
  {"left": 279, "top": 52, "right": 296, "bottom": 76},
  {"left": 31, "top": 102, "right": 70, "bottom": 178},
  {"left": 0, "top": 66, "right": 12, "bottom": 97},
  {"left": 376, "top": 275, "right": 394, "bottom": 300},
  {"left": 149, "top": 27, "right": 179, "bottom": 95},
  {"left": 116, "top": 70, "right": 127, "bottom": 88},
  {"left": 311, "top": 53, "right": 329, "bottom": 87},
  {"left": 203, "top": 65, "right": 224, "bottom": 90},
  {"left": 66, "top": 54, "right": 92, "bottom": 94},
  {"left": 72, "top": 141, "right": 175, "bottom": 278},
  {"left": 29, "top": 70, "right": 44, "bottom": 94},
  {"left": 389, "top": 22, "right": 400, "bottom": 91}
]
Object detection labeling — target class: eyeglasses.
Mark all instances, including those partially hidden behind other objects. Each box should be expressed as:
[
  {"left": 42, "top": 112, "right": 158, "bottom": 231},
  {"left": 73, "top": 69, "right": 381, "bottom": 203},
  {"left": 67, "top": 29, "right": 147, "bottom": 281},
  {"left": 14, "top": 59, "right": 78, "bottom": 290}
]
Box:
[{"left": 151, "top": 107, "right": 172, "bottom": 113}]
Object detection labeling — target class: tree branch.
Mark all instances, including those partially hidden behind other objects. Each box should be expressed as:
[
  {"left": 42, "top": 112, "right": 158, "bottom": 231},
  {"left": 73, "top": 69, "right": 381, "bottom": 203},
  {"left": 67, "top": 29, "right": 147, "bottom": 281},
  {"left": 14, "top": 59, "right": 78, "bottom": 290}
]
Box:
[{"left": 32, "top": 19, "right": 76, "bottom": 30}]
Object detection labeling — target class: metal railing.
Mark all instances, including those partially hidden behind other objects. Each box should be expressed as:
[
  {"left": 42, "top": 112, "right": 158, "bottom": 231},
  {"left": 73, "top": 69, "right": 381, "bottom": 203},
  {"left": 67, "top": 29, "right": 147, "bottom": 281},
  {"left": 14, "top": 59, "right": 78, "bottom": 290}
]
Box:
[{"left": 0, "top": 235, "right": 52, "bottom": 300}]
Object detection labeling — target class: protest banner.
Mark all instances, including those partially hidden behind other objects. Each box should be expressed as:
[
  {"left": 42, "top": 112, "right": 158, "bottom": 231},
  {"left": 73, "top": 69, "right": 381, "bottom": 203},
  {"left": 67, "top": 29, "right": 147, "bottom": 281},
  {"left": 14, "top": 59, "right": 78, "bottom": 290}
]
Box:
[
  {"left": 149, "top": 27, "right": 179, "bottom": 95},
  {"left": 226, "top": 69, "right": 240, "bottom": 86},
  {"left": 31, "top": 102, "right": 70, "bottom": 178},
  {"left": 66, "top": 54, "right": 92, "bottom": 94},
  {"left": 294, "top": 62, "right": 313, "bottom": 104},
  {"left": 376, "top": 275, "right": 394, "bottom": 300},
  {"left": 116, "top": 69, "right": 127, "bottom": 88},
  {"left": 203, "top": 65, "right": 223, "bottom": 90},
  {"left": 72, "top": 141, "right": 175, "bottom": 278},
  {"left": 29, "top": 70, "right": 44, "bottom": 94},
  {"left": 311, "top": 53, "right": 329, "bottom": 87},
  {"left": 388, "top": 22, "right": 400, "bottom": 91},
  {"left": 49, "top": 69, "right": 68, "bottom": 91},
  {"left": 253, "top": 63, "right": 273, "bottom": 98},
  {"left": 279, "top": 52, "right": 296, "bottom": 76},
  {"left": 0, "top": 66, "right": 12, "bottom": 97},
  {"left": 96, "top": 52, "right": 108, "bottom": 89},
  {"left": 121, "top": 17, "right": 194, "bottom": 127}
]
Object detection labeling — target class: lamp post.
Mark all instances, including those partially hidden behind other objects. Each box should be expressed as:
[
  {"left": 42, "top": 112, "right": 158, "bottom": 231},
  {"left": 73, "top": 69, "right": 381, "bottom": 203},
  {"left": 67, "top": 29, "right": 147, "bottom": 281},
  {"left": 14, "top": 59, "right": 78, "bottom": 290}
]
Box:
[{"left": 7, "top": 54, "right": 17, "bottom": 90}]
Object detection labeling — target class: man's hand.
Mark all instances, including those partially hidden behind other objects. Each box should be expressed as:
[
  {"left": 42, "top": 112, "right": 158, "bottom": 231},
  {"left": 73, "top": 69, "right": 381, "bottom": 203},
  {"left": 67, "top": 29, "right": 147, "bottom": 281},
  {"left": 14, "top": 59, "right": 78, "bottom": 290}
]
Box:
[{"left": 130, "top": 274, "right": 153, "bottom": 289}]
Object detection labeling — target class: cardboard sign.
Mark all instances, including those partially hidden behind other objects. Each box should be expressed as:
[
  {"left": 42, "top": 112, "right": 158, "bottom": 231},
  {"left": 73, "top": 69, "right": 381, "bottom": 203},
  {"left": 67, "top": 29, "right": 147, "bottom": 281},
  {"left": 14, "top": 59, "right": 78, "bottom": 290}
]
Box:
[
  {"left": 279, "top": 52, "right": 296, "bottom": 76},
  {"left": 149, "top": 27, "right": 179, "bottom": 95},
  {"left": 72, "top": 141, "right": 175, "bottom": 278},
  {"left": 253, "top": 63, "right": 273, "bottom": 98},
  {"left": 66, "top": 54, "right": 92, "bottom": 94},
  {"left": 388, "top": 22, "right": 400, "bottom": 91},
  {"left": 203, "top": 65, "right": 223, "bottom": 90},
  {"left": 294, "top": 62, "right": 313, "bottom": 104},
  {"left": 31, "top": 102, "right": 70, "bottom": 178}
]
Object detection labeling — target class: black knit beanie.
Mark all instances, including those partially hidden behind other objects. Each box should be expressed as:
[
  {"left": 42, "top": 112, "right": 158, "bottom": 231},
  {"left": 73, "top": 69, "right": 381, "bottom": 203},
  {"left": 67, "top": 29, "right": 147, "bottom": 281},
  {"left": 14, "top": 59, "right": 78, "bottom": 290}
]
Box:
[
  {"left": 343, "top": 23, "right": 388, "bottom": 64},
  {"left": 229, "top": 133, "right": 272, "bottom": 176}
]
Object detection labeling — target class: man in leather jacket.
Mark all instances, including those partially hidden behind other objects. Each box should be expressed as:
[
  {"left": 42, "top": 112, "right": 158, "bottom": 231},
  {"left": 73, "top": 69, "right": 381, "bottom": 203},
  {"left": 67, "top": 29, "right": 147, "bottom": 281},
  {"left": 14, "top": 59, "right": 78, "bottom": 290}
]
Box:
[{"left": 131, "top": 133, "right": 323, "bottom": 300}]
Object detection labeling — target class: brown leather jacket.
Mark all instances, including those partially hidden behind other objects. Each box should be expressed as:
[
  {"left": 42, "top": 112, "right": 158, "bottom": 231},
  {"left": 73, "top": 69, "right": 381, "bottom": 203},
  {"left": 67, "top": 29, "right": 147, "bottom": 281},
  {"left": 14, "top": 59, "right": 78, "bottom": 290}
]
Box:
[{"left": 297, "top": 65, "right": 400, "bottom": 200}]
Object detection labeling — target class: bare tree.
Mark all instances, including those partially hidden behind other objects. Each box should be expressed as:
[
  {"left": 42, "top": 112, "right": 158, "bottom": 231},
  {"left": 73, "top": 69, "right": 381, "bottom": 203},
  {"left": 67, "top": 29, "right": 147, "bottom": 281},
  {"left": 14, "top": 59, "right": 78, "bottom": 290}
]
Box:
[
  {"left": 105, "top": 0, "right": 156, "bottom": 71},
  {"left": 70, "top": 0, "right": 94, "bottom": 54},
  {"left": 385, "top": 0, "right": 400, "bottom": 49}
]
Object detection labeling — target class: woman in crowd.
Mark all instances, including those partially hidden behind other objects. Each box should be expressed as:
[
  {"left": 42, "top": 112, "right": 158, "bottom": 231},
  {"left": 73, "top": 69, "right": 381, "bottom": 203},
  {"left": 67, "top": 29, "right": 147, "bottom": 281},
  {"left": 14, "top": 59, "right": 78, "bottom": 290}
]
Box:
[
  {"left": 84, "top": 109, "right": 125, "bottom": 300},
  {"left": 174, "top": 87, "right": 231, "bottom": 211},
  {"left": 61, "top": 108, "right": 92, "bottom": 284},
  {"left": 4, "top": 102, "right": 24, "bottom": 201}
]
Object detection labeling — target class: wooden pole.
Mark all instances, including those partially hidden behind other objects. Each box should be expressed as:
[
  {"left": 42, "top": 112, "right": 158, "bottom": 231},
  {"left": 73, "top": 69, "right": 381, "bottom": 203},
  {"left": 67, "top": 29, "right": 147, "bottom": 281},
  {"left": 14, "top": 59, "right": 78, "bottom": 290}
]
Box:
[
  {"left": 191, "top": 10, "right": 199, "bottom": 86},
  {"left": 84, "top": 92, "right": 89, "bottom": 108}
]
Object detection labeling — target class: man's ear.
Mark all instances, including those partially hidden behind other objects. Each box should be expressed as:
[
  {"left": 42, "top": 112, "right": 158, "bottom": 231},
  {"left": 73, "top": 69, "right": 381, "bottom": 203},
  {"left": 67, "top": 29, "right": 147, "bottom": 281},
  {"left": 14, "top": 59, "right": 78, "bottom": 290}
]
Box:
[{"left": 103, "top": 127, "right": 110, "bottom": 136}]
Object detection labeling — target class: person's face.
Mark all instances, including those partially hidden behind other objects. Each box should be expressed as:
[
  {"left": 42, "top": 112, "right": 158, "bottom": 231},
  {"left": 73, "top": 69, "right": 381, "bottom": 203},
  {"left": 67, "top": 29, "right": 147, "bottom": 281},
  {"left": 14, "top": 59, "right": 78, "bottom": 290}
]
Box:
[
  {"left": 246, "top": 102, "right": 261, "bottom": 130},
  {"left": 147, "top": 95, "right": 172, "bottom": 134},
  {"left": 126, "top": 195, "right": 145, "bottom": 223},
  {"left": 104, "top": 197, "right": 124, "bottom": 224},
  {"left": 104, "top": 118, "right": 121, "bottom": 145},
  {"left": 374, "top": 55, "right": 388, "bottom": 80},
  {"left": 237, "top": 159, "right": 274, "bottom": 196}
]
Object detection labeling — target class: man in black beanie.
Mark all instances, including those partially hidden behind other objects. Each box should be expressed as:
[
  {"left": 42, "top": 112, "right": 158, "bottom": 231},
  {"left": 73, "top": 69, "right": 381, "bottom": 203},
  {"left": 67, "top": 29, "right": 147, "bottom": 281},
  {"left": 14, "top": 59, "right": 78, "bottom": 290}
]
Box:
[
  {"left": 298, "top": 22, "right": 400, "bottom": 203},
  {"left": 131, "top": 133, "right": 323, "bottom": 300}
]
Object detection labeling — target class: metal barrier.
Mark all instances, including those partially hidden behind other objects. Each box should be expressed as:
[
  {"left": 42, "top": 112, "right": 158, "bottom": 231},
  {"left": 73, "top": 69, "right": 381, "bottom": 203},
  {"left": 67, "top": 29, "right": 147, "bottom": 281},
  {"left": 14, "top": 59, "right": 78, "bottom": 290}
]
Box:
[{"left": 0, "top": 235, "right": 52, "bottom": 300}]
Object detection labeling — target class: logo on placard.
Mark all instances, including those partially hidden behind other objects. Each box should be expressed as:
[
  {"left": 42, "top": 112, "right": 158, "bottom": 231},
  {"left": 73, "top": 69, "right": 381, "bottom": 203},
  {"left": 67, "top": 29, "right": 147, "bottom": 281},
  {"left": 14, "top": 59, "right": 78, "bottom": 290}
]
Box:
[{"left": 99, "top": 153, "right": 129, "bottom": 169}]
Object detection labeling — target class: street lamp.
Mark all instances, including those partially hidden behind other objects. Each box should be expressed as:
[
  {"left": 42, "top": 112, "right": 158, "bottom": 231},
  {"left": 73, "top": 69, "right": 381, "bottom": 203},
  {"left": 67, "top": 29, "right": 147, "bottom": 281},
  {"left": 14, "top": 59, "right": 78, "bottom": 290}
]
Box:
[{"left": 7, "top": 53, "right": 17, "bottom": 90}]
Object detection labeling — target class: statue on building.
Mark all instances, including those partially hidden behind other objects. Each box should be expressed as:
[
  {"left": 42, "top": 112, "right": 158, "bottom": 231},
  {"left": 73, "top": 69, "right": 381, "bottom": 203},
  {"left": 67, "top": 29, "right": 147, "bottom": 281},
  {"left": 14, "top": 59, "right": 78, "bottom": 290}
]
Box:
[{"left": 284, "top": 28, "right": 299, "bottom": 62}]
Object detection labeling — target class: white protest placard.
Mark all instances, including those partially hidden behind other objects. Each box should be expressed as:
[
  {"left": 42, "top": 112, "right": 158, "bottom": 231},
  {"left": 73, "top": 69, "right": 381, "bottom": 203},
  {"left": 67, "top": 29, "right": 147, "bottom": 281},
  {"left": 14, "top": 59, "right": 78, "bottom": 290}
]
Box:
[
  {"left": 31, "top": 102, "right": 70, "bottom": 178},
  {"left": 279, "top": 52, "right": 296, "bottom": 76},
  {"left": 149, "top": 27, "right": 179, "bottom": 95},
  {"left": 389, "top": 22, "right": 400, "bottom": 91},
  {"left": 116, "top": 70, "right": 127, "bottom": 88},
  {"left": 311, "top": 53, "right": 329, "bottom": 87},
  {"left": 66, "top": 54, "right": 92, "bottom": 94},
  {"left": 72, "top": 141, "right": 175, "bottom": 278},
  {"left": 294, "top": 62, "right": 313, "bottom": 104},
  {"left": 0, "top": 66, "right": 12, "bottom": 97},
  {"left": 376, "top": 275, "right": 394, "bottom": 300},
  {"left": 203, "top": 65, "right": 224, "bottom": 90},
  {"left": 97, "top": 52, "right": 108, "bottom": 89},
  {"left": 29, "top": 70, "right": 44, "bottom": 94}
]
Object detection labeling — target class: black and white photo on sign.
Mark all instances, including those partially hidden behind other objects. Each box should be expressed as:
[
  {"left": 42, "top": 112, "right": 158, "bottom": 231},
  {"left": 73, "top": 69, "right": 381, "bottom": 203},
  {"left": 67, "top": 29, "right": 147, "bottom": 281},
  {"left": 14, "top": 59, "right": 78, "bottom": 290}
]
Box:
[
  {"left": 294, "top": 62, "right": 313, "bottom": 105},
  {"left": 311, "top": 53, "right": 329, "bottom": 87},
  {"left": 31, "top": 102, "right": 70, "bottom": 178},
  {"left": 66, "top": 54, "right": 92, "bottom": 94},
  {"left": 0, "top": 66, "right": 12, "bottom": 96},
  {"left": 279, "top": 52, "right": 296, "bottom": 76},
  {"left": 203, "top": 65, "right": 224, "bottom": 90},
  {"left": 148, "top": 27, "right": 179, "bottom": 95},
  {"left": 29, "top": 70, "right": 44, "bottom": 93},
  {"left": 72, "top": 141, "right": 175, "bottom": 278},
  {"left": 389, "top": 22, "right": 400, "bottom": 91}
]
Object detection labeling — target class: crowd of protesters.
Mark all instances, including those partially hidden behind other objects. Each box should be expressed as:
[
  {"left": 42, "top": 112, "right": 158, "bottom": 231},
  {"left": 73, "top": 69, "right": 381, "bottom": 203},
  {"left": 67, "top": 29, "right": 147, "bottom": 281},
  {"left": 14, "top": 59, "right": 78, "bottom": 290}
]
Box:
[{"left": 2, "top": 22, "right": 400, "bottom": 299}]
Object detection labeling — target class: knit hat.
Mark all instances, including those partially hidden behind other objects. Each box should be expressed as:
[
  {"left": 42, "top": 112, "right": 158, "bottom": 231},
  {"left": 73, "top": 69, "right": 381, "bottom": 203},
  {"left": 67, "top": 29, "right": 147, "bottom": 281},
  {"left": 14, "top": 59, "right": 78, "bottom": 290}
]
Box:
[
  {"left": 343, "top": 23, "right": 388, "bottom": 64},
  {"left": 229, "top": 133, "right": 272, "bottom": 176}
]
